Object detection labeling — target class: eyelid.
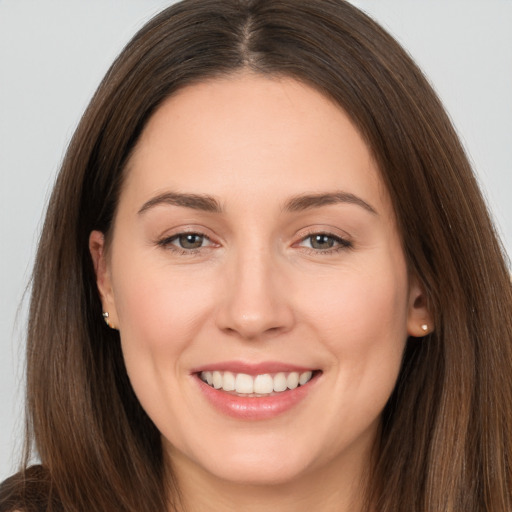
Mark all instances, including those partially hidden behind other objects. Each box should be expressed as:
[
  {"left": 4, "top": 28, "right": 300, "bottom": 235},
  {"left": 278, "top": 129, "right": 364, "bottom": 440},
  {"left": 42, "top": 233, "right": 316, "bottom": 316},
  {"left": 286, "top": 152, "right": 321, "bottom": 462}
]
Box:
[
  {"left": 293, "top": 226, "right": 353, "bottom": 253},
  {"left": 155, "top": 226, "right": 220, "bottom": 254},
  {"left": 169, "top": 233, "right": 214, "bottom": 247},
  {"left": 153, "top": 225, "right": 352, "bottom": 255}
]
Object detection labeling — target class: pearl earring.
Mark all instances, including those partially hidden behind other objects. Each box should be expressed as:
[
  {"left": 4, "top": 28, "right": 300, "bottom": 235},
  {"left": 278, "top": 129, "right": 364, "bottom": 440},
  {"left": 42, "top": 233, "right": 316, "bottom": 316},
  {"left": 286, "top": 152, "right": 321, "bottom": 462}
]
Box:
[
  {"left": 421, "top": 324, "right": 428, "bottom": 333},
  {"left": 102, "top": 311, "right": 110, "bottom": 327}
]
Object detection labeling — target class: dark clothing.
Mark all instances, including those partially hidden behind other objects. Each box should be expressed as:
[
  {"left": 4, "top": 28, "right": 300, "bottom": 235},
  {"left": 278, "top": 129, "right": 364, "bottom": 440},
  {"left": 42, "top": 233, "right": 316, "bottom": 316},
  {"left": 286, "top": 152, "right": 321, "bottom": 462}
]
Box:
[{"left": 0, "top": 466, "right": 62, "bottom": 512}]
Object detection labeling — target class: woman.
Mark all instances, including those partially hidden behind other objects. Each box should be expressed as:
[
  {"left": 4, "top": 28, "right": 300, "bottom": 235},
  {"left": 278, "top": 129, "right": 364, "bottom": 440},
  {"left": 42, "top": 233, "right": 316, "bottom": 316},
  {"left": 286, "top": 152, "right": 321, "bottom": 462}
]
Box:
[{"left": 1, "top": 0, "right": 511, "bottom": 510}]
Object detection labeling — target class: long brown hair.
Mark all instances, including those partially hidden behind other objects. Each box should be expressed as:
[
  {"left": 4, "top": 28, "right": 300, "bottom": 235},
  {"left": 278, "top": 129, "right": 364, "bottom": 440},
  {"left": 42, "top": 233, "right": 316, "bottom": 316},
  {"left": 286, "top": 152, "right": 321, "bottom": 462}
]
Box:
[{"left": 2, "top": 0, "right": 511, "bottom": 510}]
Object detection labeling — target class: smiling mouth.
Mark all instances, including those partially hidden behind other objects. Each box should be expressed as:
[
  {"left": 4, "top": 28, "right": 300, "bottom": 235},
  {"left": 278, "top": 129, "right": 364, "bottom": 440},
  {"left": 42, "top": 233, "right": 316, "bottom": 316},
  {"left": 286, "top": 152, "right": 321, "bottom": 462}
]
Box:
[{"left": 198, "top": 370, "right": 318, "bottom": 396}]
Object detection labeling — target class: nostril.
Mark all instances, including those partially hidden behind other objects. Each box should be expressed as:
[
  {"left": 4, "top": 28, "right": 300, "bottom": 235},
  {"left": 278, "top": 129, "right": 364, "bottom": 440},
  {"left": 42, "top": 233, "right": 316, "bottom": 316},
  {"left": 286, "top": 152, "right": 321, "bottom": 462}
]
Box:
[
  {"left": 217, "top": 308, "right": 294, "bottom": 340},
  {"left": 214, "top": 271, "right": 295, "bottom": 339}
]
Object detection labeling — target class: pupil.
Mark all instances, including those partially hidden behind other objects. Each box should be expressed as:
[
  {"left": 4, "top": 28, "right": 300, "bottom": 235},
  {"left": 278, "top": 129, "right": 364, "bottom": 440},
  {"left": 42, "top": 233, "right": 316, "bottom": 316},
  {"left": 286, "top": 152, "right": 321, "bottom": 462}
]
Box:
[
  {"left": 180, "top": 234, "right": 203, "bottom": 249},
  {"left": 311, "top": 234, "right": 334, "bottom": 249}
]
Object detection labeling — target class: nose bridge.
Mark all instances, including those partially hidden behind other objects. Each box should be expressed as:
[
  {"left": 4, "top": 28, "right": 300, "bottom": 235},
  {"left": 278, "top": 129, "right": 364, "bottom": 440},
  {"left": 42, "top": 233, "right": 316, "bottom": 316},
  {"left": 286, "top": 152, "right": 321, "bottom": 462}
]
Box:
[{"left": 216, "top": 240, "right": 293, "bottom": 339}]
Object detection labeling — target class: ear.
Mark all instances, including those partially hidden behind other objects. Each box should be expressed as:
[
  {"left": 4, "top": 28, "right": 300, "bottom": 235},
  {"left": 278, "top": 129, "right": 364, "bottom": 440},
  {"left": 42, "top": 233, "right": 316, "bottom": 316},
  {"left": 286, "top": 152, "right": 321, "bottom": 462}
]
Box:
[
  {"left": 89, "top": 230, "right": 119, "bottom": 329},
  {"left": 406, "top": 275, "right": 433, "bottom": 337}
]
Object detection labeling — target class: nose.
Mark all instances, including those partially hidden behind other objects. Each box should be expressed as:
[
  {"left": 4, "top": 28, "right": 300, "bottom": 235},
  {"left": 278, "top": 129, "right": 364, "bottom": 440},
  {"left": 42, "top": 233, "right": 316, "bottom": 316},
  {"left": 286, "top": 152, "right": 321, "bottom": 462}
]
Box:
[{"left": 215, "top": 248, "right": 295, "bottom": 340}]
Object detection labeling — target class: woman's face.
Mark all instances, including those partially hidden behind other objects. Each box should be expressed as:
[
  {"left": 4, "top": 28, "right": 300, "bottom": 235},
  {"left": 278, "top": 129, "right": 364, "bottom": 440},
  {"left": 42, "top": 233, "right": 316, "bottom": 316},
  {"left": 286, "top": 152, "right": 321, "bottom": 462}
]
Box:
[{"left": 91, "top": 74, "right": 430, "bottom": 487}]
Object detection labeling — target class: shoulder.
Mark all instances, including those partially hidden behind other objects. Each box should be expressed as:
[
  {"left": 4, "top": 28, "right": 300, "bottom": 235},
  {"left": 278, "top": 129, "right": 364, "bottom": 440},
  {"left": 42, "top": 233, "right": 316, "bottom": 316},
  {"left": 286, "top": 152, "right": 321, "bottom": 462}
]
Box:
[{"left": 0, "top": 466, "right": 60, "bottom": 512}]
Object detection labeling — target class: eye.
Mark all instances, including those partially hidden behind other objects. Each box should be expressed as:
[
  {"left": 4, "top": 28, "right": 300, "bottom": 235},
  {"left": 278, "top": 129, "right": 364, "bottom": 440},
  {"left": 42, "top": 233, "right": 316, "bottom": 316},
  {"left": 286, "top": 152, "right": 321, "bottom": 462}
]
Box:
[
  {"left": 309, "top": 234, "right": 337, "bottom": 250},
  {"left": 158, "top": 232, "right": 215, "bottom": 252},
  {"left": 173, "top": 233, "right": 207, "bottom": 249},
  {"left": 298, "top": 233, "right": 352, "bottom": 252}
]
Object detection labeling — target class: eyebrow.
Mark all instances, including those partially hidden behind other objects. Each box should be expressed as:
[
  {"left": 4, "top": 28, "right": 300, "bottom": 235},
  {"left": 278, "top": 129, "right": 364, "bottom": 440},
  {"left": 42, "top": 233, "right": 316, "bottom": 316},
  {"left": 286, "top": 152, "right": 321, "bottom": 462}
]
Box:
[
  {"left": 137, "top": 190, "right": 377, "bottom": 216},
  {"left": 284, "top": 191, "right": 377, "bottom": 215},
  {"left": 138, "top": 192, "right": 223, "bottom": 215}
]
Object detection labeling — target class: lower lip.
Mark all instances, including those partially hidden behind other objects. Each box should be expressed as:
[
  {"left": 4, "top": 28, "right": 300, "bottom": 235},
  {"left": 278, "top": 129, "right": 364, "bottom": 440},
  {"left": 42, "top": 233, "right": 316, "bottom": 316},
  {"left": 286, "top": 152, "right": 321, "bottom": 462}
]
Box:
[{"left": 195, "top": 373, "right": 319, "bottom": 420}]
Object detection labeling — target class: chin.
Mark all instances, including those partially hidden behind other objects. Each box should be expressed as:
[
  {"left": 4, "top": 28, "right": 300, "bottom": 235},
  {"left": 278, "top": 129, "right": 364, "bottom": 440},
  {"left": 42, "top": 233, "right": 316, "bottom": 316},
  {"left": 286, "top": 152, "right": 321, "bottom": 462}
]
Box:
[
  {"left": 169, "top": 434, "right": 317, "bottom": 488},
  {"left": 203, "top": 457, "right": 310, "bottom": 487}
]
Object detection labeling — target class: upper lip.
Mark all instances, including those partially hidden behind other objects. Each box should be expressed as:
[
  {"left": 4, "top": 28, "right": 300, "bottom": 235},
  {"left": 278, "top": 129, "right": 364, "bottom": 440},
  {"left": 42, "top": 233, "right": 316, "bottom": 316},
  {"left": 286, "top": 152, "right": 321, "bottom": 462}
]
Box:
[{"left": 190, "top": 361, "right": 317, "bottom": 376}]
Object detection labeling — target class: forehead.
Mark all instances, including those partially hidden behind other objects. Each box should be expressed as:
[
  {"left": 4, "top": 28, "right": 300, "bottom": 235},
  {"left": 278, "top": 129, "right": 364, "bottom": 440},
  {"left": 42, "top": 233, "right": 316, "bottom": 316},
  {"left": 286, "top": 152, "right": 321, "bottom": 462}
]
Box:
[{"left": 122, "top": 73, "right": 389, "bottom": 214}]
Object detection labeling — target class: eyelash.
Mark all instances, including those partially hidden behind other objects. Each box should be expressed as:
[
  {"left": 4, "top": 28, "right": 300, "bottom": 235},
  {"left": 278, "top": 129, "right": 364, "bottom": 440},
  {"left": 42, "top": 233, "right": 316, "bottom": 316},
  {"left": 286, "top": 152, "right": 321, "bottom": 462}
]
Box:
[
  {"left": 157, "top": 232, "right": 216, "bottom": 256},
  {"left": 156, "top": 231, "right": 352, "bottom": 255},
  {"left": 296, "top": 231, "right": 352, "bottom": 254}
]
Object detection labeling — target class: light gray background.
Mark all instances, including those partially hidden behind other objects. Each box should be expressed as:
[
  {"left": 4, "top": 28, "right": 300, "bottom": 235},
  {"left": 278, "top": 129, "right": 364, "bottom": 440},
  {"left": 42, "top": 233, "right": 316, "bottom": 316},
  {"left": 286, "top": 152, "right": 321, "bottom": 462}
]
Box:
[{"left": 1, "top": 0, "right": 511, "bottom": 481}]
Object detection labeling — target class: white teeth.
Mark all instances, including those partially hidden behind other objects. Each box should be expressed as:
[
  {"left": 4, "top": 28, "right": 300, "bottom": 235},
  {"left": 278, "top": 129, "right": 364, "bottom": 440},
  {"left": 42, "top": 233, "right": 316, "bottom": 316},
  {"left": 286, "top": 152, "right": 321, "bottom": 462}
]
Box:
[
  {"left": 254, "top": 374, "right": 274, "bottom": 394},
  {"left": 235, "top": 373, "right": 254, "bottom": 394},
  {"left": 223, "top": 371, "right": 235, "bottom": 391},
  {"left": 287, "top": 372, "right": 299, "bottom": 390},
  {"left": 212, "top": 371, "right": 222, "bottom": 389},
  {"left": 273, "top": 372, "right": 287, "bottom": 392},
  {"left": 299, "top": 371, "right": 312, "bottom": 385},
  {"left": 200, "top": 369, "right": 315, "bottom": 394}
]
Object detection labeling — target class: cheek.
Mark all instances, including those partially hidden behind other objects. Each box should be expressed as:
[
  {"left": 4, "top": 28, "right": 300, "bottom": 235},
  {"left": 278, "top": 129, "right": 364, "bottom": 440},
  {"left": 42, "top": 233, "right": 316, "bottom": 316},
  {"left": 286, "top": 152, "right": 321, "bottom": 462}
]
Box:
[
  {"left": 109, "top": 260, "right": 220, "bottom": 434},
  {"left": 301, "top": 257, "right": 409, "bottom": 398},
  {"left": 111, "top": 256, "right": 218, "bottom": 373},
  {"left": 304, "top": 261, "right": 409, "bottom": 346},
  {"left": 300, "top": 268, "right": 409, "bottom": 447}
]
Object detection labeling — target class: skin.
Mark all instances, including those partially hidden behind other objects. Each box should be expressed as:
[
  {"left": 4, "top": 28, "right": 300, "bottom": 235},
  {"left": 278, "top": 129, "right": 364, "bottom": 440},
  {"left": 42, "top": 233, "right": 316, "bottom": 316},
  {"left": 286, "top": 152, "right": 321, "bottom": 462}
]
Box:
[{"left": 90, "top": 73, "right": 431, "bottom": 512}]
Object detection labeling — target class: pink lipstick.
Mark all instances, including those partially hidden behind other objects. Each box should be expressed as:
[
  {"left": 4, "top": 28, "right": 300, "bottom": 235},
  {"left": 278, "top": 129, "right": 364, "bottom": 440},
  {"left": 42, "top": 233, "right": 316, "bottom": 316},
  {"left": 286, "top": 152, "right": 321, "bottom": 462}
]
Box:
[{"left": 192, "top": 361, "right": 320, "bottom": 420}]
